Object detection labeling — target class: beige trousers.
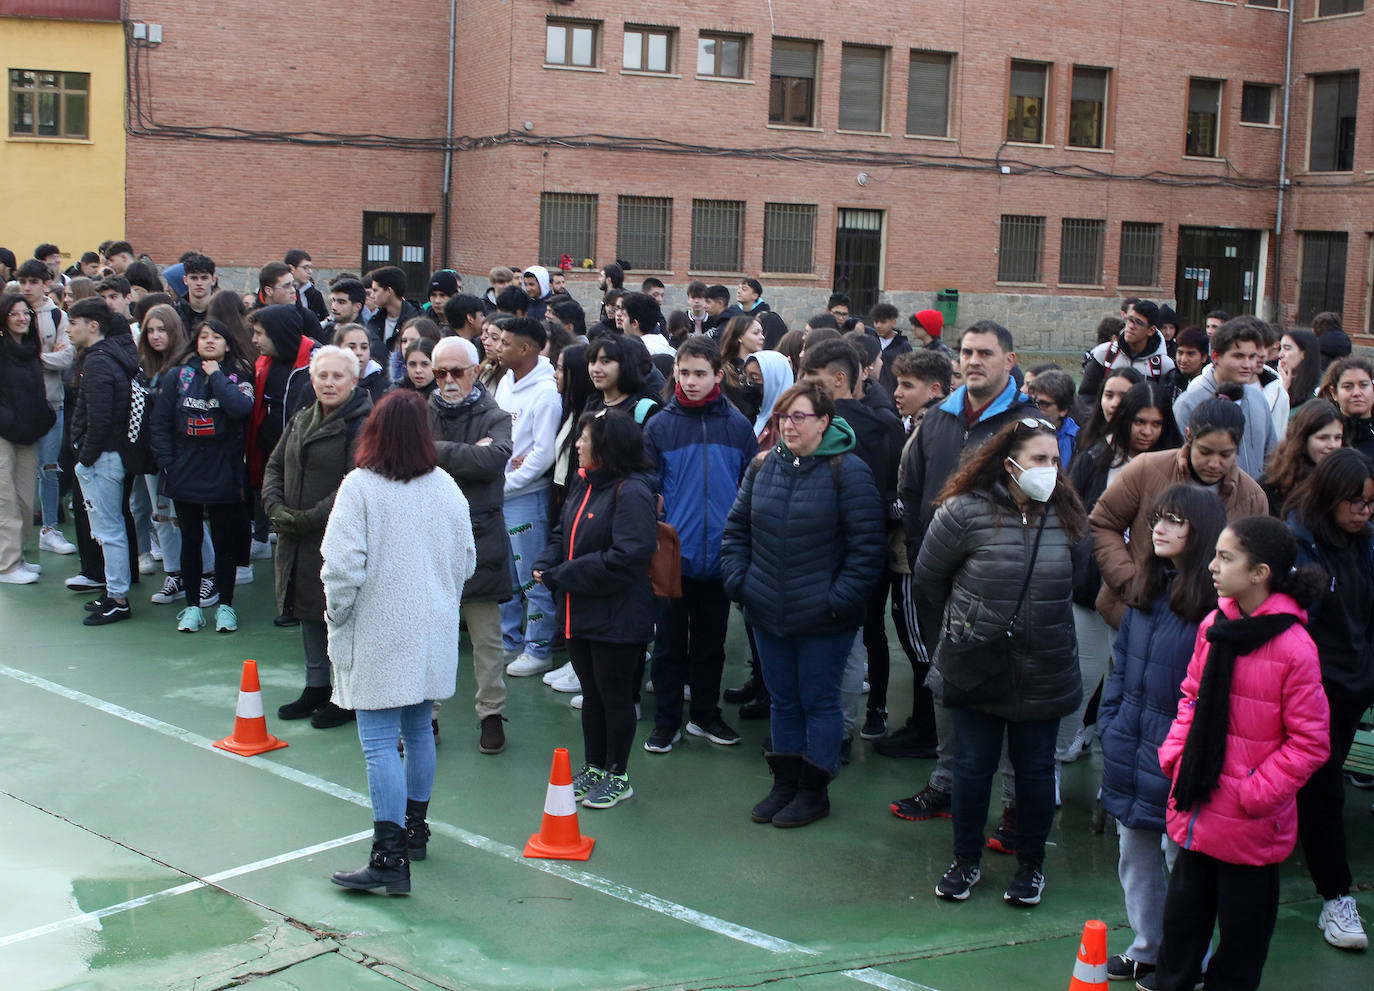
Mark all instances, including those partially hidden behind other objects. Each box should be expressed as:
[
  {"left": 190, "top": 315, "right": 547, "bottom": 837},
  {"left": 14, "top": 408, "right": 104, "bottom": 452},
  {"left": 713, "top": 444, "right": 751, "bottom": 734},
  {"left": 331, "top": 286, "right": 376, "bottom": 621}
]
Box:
[{"left": 0, "top": 437, "right": 38, "bottom": 573}]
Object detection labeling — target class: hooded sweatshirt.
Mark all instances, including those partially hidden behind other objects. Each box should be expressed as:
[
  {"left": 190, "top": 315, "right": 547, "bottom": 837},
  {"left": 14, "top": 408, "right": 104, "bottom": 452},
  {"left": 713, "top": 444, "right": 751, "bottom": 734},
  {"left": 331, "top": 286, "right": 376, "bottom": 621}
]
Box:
[
  {"left": 1171, "top": 366, "right": 1277, "bottom": 479},
  {"left": 33, "top": 295, "right": 72, "bottom": 410},
  {"left": 523, "top": 265, "right": 552, "bottom": 321},
  {"left": 248, "top": 304, "right": 317, "bottom": 484},
  {"left": 495, "top": 354, "right": 561, "bottom": 499},
  {"left": 750, "top": 350, "right": 795, "bottom": 438}
]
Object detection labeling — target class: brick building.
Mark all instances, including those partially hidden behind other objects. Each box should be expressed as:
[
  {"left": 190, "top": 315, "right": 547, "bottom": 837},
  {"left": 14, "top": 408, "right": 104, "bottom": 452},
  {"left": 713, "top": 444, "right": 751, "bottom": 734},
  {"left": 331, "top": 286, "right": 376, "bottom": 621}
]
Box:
[{"left": 33, "top": 1, "right": 1374, "bottom": 343}]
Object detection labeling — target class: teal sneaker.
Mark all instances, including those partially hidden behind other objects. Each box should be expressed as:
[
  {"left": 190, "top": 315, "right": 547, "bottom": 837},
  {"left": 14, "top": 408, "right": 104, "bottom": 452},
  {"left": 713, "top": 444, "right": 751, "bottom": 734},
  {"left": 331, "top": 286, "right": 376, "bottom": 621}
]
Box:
[
  {"left": 215, "top": 604, "right": 238, "bottom": 633},
  {"left": 176, "top": 605, "right": 205, "bottom": 632},
  {"left": 572, "top": 763, "right": 606, "bottom": 800},
  {"left": 581, "top": 772, "right": 633, "bottom": 809}
]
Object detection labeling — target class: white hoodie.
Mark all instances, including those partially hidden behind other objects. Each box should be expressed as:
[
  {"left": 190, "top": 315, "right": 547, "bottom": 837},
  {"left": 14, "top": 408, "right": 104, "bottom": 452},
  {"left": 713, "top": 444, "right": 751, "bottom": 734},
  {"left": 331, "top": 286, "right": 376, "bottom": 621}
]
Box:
[{"left": 494, "top": 355, "right": 561, "bottom": 498}]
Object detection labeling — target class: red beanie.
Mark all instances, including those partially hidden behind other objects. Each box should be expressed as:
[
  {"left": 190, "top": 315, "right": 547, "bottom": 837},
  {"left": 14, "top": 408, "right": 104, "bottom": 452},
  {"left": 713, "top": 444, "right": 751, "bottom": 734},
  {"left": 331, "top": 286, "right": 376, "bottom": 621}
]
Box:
[{"left": 914, "top": 309, "right": 944, "bottom": 338}]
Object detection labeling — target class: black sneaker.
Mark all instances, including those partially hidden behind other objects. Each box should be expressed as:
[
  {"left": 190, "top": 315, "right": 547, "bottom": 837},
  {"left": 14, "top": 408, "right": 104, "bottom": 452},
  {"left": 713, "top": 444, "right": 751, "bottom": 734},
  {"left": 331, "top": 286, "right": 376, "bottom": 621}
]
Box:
[
  {"left": 1107, "top": 954, "right": 1154, "bottom": 982},
  {"left": 872, "top": 720, "right": 938, "bottom": 758},
  {"left": 987, "top": 806, "right": 1019, "bottom": 854},
  {"left": 891, "top": 785, "right": 951, "bottom": 820},
  {"left": 311, "top": 701, "right": 356, "bottom": 728},
  {"left": 199, "top": 577, "right": 219, "bottom": 607},
  {"left": 150, "top": 574, "right": 185, "bottom": 604},
  {"left": 1003, "top": 862, "right": 1045, "bottom": 906},
  {"left": 686, "top": 716, "right": 741, "bottom": 746},
  {"left": 83, "top": 598, "right": 132, "bottom": 626},
  {"left": 860, "top": 708, "right": 888, "bottom": 740},
  {"left": 1346, "top": 771, "right": 1374, "bottom": 790},
  {"left": 84, "top": 595, "right": 112, "bottom": 612},
  {"left": 935, "top": 858, "right": 981, "bottom": 901},
  {"left": 643, "top": 726, "right": 681, "bottom": 753}
]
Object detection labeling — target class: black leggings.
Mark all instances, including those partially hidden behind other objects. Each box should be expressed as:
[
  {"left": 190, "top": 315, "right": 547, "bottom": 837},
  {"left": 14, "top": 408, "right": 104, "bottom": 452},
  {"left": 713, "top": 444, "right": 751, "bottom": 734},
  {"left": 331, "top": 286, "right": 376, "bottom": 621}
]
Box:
[
  {"left": 568, "top": 638, "right": 643, "bottom": 775},
  {"left": 175, "top": 501, "right": 244, "bottom": 606}
]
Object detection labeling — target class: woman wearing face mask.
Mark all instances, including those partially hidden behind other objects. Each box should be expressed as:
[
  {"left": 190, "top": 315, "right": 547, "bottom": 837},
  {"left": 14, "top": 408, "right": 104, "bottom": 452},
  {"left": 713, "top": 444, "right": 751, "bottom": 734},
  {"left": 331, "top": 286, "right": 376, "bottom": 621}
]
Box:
[
  {"left": 1260, "top": 399, "right": 1343, "bottom": 517},
  {"left": 1320, "top": 356, "right": 1374, "bottom": 463},
  {"left": 1091, "top": 386, "right": 1269, "bottom": 630},
  {"left": 915, "top": 417, "right": 1085, "bottom": 907}
]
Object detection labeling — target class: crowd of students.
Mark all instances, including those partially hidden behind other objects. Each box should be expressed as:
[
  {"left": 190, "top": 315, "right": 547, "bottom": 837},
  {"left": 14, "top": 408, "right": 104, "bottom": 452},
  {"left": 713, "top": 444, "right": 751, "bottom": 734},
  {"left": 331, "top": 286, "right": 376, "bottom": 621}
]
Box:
[{"left": 1, "top": 242, "right": 1371, "bottom": 989}]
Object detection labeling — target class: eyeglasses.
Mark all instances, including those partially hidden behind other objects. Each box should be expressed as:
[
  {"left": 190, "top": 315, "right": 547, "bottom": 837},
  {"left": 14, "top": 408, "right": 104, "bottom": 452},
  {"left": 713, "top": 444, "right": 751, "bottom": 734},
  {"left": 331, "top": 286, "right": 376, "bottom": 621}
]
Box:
[
  {"left": 1032, "top": 398, "right": 1058, "bottom": 412},
  {"left": 433, "top": 366, "right": 475, "bottom": 380},
  {"left": 773, "top": 410, "right": 824, "bottom": 426},
  {"left": 1344, "top": 497, "right": 1374, "bottom": 512},
  {"left": 1147, "top": 511, "right": 1187, "bottom": 529}
]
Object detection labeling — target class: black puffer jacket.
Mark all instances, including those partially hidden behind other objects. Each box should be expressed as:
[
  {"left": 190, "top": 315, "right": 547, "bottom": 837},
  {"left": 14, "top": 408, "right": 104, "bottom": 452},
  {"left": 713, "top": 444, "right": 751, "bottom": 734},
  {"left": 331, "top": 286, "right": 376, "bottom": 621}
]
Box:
[
  {"left": 0, "top": 332, "right": 56, "bottom": 444},
  {"left": 71, "top": 334, "right": 139, "bottom": 467},
  {"left": 150, "top": 357, "right": 255, "bottom": 504},
  {"left": 913, "top": 484, "right": 1081, "bottom": 722},
  {"left": 430, "top": 385, "right": 514, "bottom": 603},
  {"left": 533, "top": 469, "right": 657, "bottom": 644}
]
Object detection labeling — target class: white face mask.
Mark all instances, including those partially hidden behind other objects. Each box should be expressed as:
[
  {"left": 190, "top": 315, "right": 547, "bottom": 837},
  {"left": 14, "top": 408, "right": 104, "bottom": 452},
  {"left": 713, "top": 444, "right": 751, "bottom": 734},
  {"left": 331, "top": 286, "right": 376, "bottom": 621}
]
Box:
[{"left": 1009, "top": 458, "right": 1057, "bottom": 502}]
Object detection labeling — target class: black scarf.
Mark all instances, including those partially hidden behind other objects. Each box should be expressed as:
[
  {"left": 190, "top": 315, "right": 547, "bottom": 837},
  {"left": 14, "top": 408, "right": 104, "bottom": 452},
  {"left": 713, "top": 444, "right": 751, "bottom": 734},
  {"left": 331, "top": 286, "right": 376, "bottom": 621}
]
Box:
[{"left": 1170, "top": 611, "right": 1298, "bottom": 812}]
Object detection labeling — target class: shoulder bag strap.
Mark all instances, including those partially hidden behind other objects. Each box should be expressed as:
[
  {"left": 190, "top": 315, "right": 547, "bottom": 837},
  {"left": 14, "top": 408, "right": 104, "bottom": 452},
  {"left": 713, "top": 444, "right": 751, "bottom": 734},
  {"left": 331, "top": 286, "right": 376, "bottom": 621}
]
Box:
[{"left": 1007, "top": 510, "right": 1049, "bottom": 625}]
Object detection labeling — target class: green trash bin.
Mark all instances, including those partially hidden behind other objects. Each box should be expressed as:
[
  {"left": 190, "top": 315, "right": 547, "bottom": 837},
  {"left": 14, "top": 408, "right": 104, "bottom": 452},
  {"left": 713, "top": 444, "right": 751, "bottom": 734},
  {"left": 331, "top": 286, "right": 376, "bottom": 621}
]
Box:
[{"left": 935, "top": 288, "right": 959, "bottom": 327}]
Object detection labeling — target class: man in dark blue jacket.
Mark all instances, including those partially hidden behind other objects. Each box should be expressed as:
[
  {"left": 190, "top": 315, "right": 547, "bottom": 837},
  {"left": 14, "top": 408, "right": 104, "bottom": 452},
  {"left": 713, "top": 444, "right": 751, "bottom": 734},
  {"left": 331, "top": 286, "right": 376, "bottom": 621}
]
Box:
[{"left": 642, "top": 337, "right": 758, "bottom": 753}]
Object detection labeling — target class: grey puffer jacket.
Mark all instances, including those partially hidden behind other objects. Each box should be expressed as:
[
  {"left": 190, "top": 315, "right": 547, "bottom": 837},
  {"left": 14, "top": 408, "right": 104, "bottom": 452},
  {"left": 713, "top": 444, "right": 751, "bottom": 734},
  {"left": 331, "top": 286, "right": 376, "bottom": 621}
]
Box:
[{"left": 913, "top": 484, "right": 1081, "bottom": 721}]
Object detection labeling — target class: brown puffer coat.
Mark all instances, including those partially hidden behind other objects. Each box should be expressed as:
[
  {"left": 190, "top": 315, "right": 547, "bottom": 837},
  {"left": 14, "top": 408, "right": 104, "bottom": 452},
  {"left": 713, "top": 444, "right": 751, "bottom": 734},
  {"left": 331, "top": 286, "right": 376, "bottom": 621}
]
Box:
[{"left": 262, "top": 388, "right": 373, "bottom": 620}]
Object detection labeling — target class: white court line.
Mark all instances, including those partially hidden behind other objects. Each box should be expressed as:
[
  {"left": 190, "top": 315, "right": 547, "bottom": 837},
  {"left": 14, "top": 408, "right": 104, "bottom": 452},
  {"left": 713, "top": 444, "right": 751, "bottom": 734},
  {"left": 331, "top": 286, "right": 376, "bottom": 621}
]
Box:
[
  {"left": 0, "top": 830, "right": 370, "bottom": 948},
  {"left": 0, "top": 664, "right": 934, "bottom": 986}
]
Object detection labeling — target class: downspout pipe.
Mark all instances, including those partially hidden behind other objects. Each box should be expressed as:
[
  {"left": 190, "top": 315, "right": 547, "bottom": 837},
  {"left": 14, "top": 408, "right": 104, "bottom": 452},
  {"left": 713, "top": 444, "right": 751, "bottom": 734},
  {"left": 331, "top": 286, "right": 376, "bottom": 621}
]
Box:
[
  {"left": 1273, "top": 0, "right": 1294, "bottom": 323},
  {"left": 441, "top": 0, "right": 457, "bottom": 270}
]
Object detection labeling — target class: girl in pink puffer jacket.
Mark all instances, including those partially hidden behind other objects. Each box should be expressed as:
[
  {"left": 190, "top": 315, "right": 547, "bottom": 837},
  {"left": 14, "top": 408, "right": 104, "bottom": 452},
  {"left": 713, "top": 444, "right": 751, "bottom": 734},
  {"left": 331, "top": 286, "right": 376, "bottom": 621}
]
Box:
[{"left": 1154, "top": 516, "right": 1330, "bottom": 991}]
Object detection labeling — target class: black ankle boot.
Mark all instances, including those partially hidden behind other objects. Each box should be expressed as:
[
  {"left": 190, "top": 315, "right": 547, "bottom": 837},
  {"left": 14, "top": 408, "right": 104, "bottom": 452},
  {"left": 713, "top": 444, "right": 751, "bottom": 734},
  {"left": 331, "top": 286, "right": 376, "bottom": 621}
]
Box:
[
  {"left": 405, "top": 799, "right": 430, "bottom": 861},
  {"left": 331, "top": 821, "right": 410, "bottom": 893},
  {"left": 750, "top": 753, "right": 801, "bottom": 823},
  {"left": 723, "top": 675, "right": 759, "bottom": 705},
  {"left": 771, "top": 758, "right": 833, "bottom": 828},
  {"left": 277, "top": 685, "right": 331, "bottom": 720}
]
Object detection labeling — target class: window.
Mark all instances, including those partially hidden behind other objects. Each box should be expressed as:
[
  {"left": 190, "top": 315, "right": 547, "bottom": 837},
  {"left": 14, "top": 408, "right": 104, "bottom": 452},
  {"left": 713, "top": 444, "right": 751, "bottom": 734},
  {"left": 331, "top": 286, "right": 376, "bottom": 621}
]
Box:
[
  {"left": 838, "top": 45, "right": 886, "bottom": 132},
  {"left": 616, "top": 196, "right": 672, "bottom": 271},
  {"left": 1186, "top": 78, "right": 1222, "bottom": 157},
  {"left": 1060, "top": 219, "right": 1105, "bottom": 285},
  {"left": 623, "top": 25, "right": 673, "bottom": 73},
  {"left": 546, "top": 20, "right": 598, "bottom": 68},
  {"left": 1299, "top": 232, "right": 1347, "bottom": 322},
  {"left": 1007, "top": 61, "right": 1049, "bottom": 143},
  {"left": 1317, "top": 0, "right": 1363, "bottom": 16},
  {"left": 998, "top": 215, "right": 1045, "bottom": 282},
  {"left": 539, "top": 193, "right": 597, "bottom": 268},
  {"left": 770, "top": 39, "right": 818, "bottom": 126},
  {"left": 1309, "top": 72, "right": 1358, "bottom": 171},
  {"left": 1119, "top": 222, "right": 1164, "bottom": 287},
  {"left": 697, "top": 32, "right": 745, "bottom": 78},
  {"left": 906, "top": 51, "right": 953, "bottom": 137},
  {"left": 1240, "top": 83, "right": 1277, "bottom": 124},
  {"left": 1068, "top": 66, "right": 1109, "bottom": 148},
  {"left": 762, "top": 203, "right": 817, "bottom": 274},
  {"left": 691, "top": 199, "right": 745, "bottom": 271},
  {"left": 1247, "top": 0, "right": 1282, "bottom": 6},
  {"left": 8, "top": 69, "right": 88, "bottom": 139}
]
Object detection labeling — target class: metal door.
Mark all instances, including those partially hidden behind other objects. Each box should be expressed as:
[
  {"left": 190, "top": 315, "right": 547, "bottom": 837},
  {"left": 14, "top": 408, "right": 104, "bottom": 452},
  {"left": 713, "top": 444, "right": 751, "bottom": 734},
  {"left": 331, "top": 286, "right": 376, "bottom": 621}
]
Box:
[
  {"left": 362, "top": 212, "right": 432, "bottom": 301},
  {"left": 1173, "top": 227, "right": 1261, "bottom": 327},
  {"left": 833, "top": 208, "right": 884, "bottom": 316}
]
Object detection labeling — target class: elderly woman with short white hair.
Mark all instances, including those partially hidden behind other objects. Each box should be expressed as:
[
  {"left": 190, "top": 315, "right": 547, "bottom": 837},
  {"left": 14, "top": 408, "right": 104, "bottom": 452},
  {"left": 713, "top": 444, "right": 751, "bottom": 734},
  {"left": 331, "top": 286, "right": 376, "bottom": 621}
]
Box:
[{"left": 263, "top": 344, "right": 373, "bottom": 729}]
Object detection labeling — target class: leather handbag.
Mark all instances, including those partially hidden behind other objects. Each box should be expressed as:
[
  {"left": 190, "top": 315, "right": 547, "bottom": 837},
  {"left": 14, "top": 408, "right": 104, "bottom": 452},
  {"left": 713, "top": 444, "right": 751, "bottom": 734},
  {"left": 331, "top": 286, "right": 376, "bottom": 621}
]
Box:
[{"left": 614, "top": 483, "right": 682, "bottom": 599}]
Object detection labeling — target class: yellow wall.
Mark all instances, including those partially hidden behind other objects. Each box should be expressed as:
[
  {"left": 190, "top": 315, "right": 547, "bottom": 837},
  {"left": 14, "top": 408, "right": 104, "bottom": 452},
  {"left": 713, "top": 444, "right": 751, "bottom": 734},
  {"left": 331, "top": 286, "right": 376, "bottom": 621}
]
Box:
[{"left": 0, "top": 17, "right": 125, "bottom": 266}]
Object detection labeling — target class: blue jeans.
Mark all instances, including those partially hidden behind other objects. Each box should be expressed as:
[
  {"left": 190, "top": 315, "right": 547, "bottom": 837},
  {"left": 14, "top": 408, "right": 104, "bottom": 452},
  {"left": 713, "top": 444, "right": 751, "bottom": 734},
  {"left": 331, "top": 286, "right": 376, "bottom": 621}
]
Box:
[
  {"left": 36, "top": 409, "right": 63, "bottom": 527},
  {"left": 753, "top": 627, "right": 854, "bottom": 773},
  {"left": 499, "top": 489, "right": 556, "bottom": 659},
  {"left": 355, "top": 701, "right": 436, "bottom": 826},
  {"left": 75, "top": 451, "right": 130, "bottom": 599},
  {"left": 950, "top": 707, "right": 1059, "bottom": 866}
]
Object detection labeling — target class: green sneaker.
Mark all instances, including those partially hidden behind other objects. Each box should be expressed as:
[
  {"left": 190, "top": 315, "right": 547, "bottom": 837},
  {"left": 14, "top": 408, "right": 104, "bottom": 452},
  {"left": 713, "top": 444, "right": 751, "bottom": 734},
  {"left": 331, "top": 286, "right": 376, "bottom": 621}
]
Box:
[
  {"left": 572, "top": 764, "right": 606, "bottom": 800},
  {"left": 215, "top": 604, "right": 238, "bottom": 633},
  {"left": 581, "top": 772, "right": 633, "bottom": 809},
  {"left": 177, "top": 605, "right": 205, "bottom": 632}
]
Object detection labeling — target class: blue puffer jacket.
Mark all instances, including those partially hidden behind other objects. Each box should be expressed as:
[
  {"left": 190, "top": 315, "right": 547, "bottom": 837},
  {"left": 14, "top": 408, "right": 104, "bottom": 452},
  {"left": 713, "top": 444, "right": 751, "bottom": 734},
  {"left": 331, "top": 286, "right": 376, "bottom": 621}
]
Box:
[
  {"left": 1097, "top": 585, "right": 1200, "bottom": 831},
  {"left": 642, "top": 392, "right": 758, "bottom": 581},
  {"left": 720, "top": 419, "right": 884, "bottom": 637}
]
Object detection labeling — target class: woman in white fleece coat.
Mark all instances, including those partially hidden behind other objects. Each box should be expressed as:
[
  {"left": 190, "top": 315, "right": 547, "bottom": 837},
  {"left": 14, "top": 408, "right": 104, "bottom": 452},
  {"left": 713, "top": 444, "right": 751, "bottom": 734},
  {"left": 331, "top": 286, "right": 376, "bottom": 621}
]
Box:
[{"left": 321, "top": 391, "right": 475, "bottom": 894}]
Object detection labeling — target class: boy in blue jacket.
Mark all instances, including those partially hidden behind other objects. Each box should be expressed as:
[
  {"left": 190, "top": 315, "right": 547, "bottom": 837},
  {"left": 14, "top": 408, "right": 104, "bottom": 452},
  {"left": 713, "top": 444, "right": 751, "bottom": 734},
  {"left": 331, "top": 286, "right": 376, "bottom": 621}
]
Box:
[{"left": 642, "top": 337, "right": 758, "bottom": 752}]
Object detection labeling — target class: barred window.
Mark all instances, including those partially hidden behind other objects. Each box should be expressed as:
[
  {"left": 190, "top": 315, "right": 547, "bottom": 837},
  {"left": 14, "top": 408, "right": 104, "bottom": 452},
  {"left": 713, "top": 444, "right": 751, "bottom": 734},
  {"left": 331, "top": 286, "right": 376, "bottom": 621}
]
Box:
[
  {"left": 9, "top": 69, "right": 88, "bottom": 139},
  {"left": 998, "top": 215, "right": 1045, "bottom": 283},
  {"left": 763, "top": 203, "right": 816, "bottom": 274},
  {"left": 616, "top": 196, "right": 672, "bottom": 271},
  {"left": 1299, "top": 231, "right": 1347, "bottom": 322},
  {"left": 539, "top": 193, "right": 597, "bottom": 268},
  {"left": 1059, "top": 219, "right": 1105, "bottom": 285},
  {"left": 1119, "top": 222, "right": 1163, "bottom": 287},
  {"left": 691, "top": 199, "right": 745, "bottom": 272}
]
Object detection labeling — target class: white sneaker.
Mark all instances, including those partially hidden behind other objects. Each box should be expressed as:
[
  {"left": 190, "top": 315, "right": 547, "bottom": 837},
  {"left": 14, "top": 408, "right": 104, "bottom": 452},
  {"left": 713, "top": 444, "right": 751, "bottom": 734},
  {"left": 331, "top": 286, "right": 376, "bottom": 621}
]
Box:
[
  {"left": 138, "top": 552, "right": 158, "bottom": 575},
  {"left": 1319, "top": 895, "right": 1368, "bottom": 950},
  {"left": 20, "top": 560, "right": 41, "bottom": 575},
  {"left": 250, "top": 539, "right": 273, "bottom": 560},
  {"left": 542, "top": 660, "right": 575, "bottom": 686},
  {"left": 570, "top": 694, "right": 583, "bottom": 710},
  {"left": 506, "top": 652, "right": 553, "bottom": 677},
  {"left": 1058, "top": 726, "right": 1092, "bottom": 763},
  {"left": 65, "top": 573, "right": 104, "bottom": 591},
  {"left": 0, "top": 566, "right": 39, "bottom": 585},
  {"left": 550, "top": 669, "right": 582, "bottom": 694},
  {"left": 235, "top": 564, "right": 254, "bottom": 585},
  {"left": 39, "top": 527, "right": 77, "bottom": 555}
]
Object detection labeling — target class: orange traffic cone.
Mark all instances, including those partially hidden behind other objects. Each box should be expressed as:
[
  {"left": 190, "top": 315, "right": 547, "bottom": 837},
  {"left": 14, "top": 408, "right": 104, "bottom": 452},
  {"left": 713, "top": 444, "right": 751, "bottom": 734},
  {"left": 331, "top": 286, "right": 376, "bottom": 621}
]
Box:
[
  {"left": 214, "top": 659, "right": 289, "bottom": 757},
  {"left": 524, "top": 748, "right": 595, "bottom": 861},
  {"left": 1068, "top": 919, "right": 1108, "bottom": 990}
]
